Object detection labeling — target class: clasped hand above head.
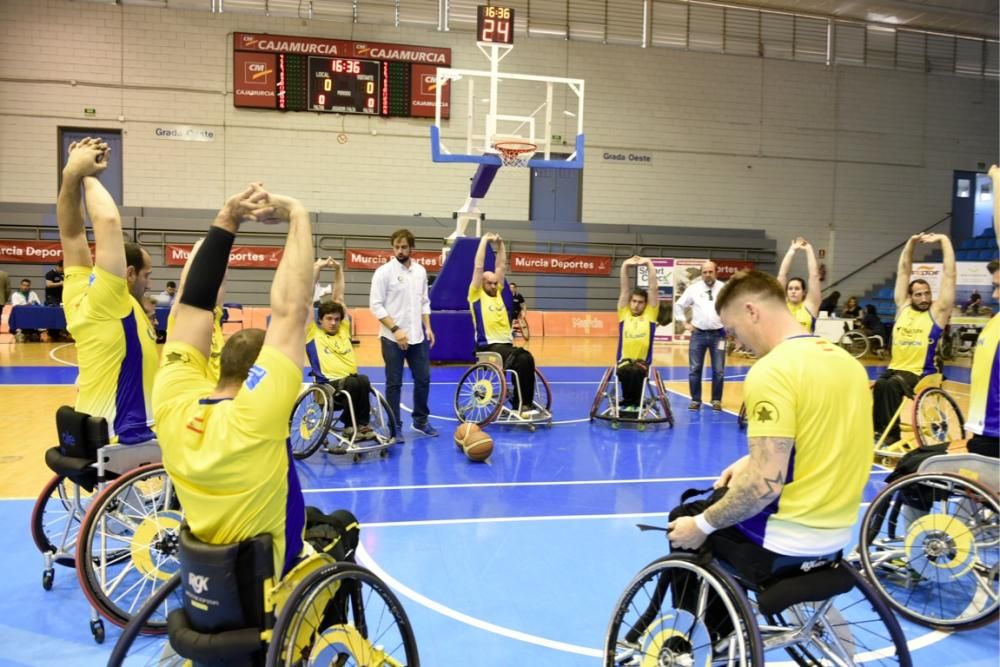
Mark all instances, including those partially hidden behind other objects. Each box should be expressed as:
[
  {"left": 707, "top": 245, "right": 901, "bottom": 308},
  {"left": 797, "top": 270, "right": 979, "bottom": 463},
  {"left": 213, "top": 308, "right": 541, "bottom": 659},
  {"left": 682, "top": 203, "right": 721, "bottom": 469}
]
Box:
[
  {"left": 217, "top": 184, "right": 306, "bottom": 231},
  {"left": 64, "top": 137, "right": 110, "bottom": 179}
]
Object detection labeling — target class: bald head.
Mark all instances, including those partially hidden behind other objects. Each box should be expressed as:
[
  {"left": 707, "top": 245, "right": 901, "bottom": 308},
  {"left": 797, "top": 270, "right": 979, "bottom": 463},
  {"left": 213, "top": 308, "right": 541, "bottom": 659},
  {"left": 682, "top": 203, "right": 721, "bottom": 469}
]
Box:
[
  {"left": 482, "top": 270, "right": 500, "bottom": 297},
  {"left": 701, "top": 261, "right": 717, "bottom": 286}
]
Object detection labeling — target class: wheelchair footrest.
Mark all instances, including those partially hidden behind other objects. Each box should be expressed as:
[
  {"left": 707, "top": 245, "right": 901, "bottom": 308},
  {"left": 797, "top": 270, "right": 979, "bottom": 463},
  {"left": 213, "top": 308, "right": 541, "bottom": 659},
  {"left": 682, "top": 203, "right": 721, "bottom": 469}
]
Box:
[
  {"left": 757, "top": 565, "right": 856, "bottom": 616},
  {"left": 167, "top": 609, "right": 264, "bottom": 666}
]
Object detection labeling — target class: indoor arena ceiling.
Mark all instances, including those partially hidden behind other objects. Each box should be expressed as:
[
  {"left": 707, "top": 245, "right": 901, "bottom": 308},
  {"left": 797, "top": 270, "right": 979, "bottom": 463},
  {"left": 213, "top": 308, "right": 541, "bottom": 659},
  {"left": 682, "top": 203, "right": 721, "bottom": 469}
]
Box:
[{"left": 87, "top": 1, "right": 998, "bottom": 40}]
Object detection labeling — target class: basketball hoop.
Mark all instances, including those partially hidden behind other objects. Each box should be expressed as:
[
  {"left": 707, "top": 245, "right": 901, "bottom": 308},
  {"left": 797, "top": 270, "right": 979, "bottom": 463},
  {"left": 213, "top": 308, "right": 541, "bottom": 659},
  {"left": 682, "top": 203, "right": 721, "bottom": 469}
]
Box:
[{"left": 494, "top": 140, "right": 536, "bottom": 168}]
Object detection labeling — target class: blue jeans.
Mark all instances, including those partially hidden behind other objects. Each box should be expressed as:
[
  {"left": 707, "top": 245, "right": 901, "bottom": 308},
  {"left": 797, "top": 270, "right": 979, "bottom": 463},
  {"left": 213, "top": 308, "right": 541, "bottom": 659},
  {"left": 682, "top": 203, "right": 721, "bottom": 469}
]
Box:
[
  {"left": 380, "top": 337, "right": 431, "bottom": 426},
  {"left": 688, "top": 329, "right": 726, "bottom": 403}
]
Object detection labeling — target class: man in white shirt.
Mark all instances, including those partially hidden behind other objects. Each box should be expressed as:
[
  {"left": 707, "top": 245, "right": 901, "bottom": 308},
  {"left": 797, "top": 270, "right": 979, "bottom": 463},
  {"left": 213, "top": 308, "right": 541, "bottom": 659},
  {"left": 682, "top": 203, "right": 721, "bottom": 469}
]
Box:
[
  {"left": 673, "top": 261, "right": 727, "bottom": 411},
  {"left": 11, "top": 278, "right": 43, "bottom": 342},
  {"left": 369, "top": 229, "right": 437, "bottom": 439},
  {"left": 153, "top": 280, "right": 177, "bottom": 306}
]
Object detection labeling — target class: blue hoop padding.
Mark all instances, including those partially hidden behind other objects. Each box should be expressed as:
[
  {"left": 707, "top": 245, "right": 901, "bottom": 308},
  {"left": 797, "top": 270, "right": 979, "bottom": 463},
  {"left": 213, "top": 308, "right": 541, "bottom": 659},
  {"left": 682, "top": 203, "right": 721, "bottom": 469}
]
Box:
[{"left": 430, "top": 126, "right": 585, "bottom": 170}]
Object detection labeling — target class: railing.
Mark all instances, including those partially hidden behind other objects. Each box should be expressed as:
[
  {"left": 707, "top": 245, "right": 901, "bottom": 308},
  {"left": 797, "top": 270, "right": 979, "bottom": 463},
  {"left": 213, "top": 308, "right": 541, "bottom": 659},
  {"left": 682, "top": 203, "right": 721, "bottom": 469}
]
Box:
[{"left": 822, "top": 213, "right": 952, "bottom": 294}]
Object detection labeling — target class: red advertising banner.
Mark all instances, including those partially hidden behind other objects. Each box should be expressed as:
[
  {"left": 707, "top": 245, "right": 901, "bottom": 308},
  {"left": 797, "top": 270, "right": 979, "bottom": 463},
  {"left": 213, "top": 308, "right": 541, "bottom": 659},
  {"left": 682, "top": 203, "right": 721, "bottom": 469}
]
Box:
[
  {"left": 234, "top": 52, "right": 278, "bottom": 108},
  {"left": 165, "top": 244, "right": 284, "bottom": 269},
  {"left": 510, "top": 252, "right": 613, "bottom": 276},
  {"left": 410, "top": 64, "right": 449, "bottom": 118},
  {"left": 346, "top": 249, "right": 442, "bottom": 272},
  {"left": 235, "top": 33, "right": 451, "bottom": 65},
  {"left": 0, "top": 240, "right": 90, "bottom": 264},
  {"left": 714, "top": 259, "right": 755, "bottom": 280}
]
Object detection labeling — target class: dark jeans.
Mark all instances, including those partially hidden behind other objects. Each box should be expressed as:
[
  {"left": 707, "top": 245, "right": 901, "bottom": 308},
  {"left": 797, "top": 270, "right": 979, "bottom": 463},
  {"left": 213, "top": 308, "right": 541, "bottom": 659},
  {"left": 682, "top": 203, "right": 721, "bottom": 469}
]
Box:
[
  {"left": 484, "top": 343, "right": 535, "bottom": 410},
  {"left": 616, "top": 360, "right": 648, "bottom": 406},
  {"left": 380, "top": 337, "right": 430, "bottom": 426},
  {"left": 873, "top": 369, "right": 920, "bottom": 441},
  {"left": 688, "top": 328, "right": 726, "bottom": 403},
  {"left": 331, "top": 374, "right": 371, "bottom": 427}
]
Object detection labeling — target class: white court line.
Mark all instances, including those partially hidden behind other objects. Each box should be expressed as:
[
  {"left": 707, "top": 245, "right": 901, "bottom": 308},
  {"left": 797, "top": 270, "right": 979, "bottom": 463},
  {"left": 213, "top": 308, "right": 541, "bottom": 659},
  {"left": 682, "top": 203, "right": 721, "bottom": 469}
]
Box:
[
  {"left": 303, "top": 476, "right": 719, "bottom": 494},
  {"left": 361, "top": 510, "right": 671, "bottom": 528},
  {"left": 48, "top": 343, "right": 77, "bottom": 367}
]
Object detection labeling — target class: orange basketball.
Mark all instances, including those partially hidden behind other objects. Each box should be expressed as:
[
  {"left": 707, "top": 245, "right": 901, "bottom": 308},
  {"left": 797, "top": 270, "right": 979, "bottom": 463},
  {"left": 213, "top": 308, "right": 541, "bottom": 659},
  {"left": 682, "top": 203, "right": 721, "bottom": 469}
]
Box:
[
  {"left": 454, "top": 422, "right": 482, "bottom": 449},
  {"left": 463, "top": 430, "right": 494, "bottom": 462}
]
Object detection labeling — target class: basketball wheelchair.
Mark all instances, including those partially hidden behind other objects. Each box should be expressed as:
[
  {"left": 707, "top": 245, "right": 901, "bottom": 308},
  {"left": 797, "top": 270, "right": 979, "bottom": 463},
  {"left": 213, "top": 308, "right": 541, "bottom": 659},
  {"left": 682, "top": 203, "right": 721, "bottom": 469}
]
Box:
[
  {"left": 606, "top": 545, "right": 912, "bottom": 666},
  {"left": 454, "top": 350, "right": 552, "bottom": 430},
  {"left": 589, "top": 363, "right": 674, "bottom": 430},
  {"left": 30, "top": 406, "right": 183, "bottom": 643},
  {"left": 838, "top": 329, "right": 887, "bottom": 359},
  {"left": 290, "top": 376, "right": 398, "bottom": 462},
  {"left": 856, "top": 452, "right": 998, "bottom": 630},
  {"left": 108, "top": 523, "right": 420, "bottom": 666},
  {"left": 874, "top": 373, "right": 966, "bottom": 461}
]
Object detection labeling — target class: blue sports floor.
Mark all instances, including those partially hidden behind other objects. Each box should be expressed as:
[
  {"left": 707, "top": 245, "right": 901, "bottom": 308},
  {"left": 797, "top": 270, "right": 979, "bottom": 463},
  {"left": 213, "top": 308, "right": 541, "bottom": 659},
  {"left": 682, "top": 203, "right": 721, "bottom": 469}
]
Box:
[{"left": 2, "top": 363, "right": 996, "bottom": 665}]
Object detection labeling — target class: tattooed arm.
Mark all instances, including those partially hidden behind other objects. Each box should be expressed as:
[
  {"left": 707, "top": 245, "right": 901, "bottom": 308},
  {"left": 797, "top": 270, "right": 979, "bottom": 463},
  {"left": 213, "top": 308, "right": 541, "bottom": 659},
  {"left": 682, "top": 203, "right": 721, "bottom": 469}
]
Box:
[{"left": 668, "top": 436, "right": 794, "bottom": 550}]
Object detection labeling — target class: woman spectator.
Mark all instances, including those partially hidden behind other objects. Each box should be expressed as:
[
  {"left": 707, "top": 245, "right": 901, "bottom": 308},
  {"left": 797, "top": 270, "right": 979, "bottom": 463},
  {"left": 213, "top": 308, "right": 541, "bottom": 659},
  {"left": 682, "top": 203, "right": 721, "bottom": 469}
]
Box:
[{"left": 841, "top": 296, "right": 861, "bottom": 320}]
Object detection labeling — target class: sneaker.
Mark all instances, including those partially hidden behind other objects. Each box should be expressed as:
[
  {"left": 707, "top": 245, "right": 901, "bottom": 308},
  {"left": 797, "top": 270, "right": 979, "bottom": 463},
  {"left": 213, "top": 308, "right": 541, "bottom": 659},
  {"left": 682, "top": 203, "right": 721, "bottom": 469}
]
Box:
[
  {"left": 14, "top": 332, "right": 25, "bottom": 343},
  {"left": 688, "top": 401, "right": 701, "bottom": 411},
  {"left": 519, "top": 408, "right": 539, "bottom": 419},
  {"left": 412, "top": 421, "right": 439, "bottom": 437},
  {"left": 712, "top": 400, "right": 722, "bottom": 411},
  {"left": 358, "top": 425, "right": 376, "bottom": 441},
  {"left": 343, "top": 426, "right": 356, "bottom": 438}
]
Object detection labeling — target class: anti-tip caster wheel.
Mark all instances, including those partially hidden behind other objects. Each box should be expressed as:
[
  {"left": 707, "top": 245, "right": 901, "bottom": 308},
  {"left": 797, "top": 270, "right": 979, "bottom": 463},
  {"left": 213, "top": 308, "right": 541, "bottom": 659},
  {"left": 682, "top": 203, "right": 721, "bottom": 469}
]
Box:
[
  {"left": 42, "top": 569, "right": 54, "bottom": 591},
  {"left": 90, "top": 618, "right": 105, "bottom": 644},
  {"left": 638, "top": 423, "right": 646, "bottom": 432},
  {"left": 611, "top": 421, "right": 620, "bottom": 430},
  {"left": 379, "top": 449, "right": 389, "bottom": 458}
]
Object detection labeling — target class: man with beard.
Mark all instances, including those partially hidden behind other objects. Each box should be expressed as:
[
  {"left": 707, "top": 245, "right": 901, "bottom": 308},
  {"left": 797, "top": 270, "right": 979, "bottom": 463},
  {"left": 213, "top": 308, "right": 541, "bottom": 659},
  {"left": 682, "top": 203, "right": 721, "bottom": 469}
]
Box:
[
  {"left": 874, "top": 233, "right": 956, "bottom": 445},
  {"left": 369, "top": 229, "right": 437, "bottom": 438},
  {"left": 673, "top": 261, "right": 727, "bottom": 411},
  {"left": 468, "top": 232, "right": 536, "bottom": 415}
]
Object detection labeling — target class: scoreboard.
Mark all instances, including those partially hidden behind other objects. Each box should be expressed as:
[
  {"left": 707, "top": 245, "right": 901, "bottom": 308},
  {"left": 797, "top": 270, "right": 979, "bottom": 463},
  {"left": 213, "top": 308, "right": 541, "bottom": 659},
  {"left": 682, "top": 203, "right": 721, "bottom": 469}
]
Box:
[{"left": 234, "top": 33, "right": 450, "bottom": 118}]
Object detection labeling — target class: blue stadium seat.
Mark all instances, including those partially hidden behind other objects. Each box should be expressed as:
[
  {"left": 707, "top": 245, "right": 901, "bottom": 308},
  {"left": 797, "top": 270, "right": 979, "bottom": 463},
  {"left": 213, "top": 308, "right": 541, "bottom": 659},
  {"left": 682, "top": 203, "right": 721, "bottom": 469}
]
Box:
[
  {"left": 982, "top": 227, "right": 996, "bottom": 239},
  {"left": 957, "top": 250, "right": 973, "bottom": 260}
]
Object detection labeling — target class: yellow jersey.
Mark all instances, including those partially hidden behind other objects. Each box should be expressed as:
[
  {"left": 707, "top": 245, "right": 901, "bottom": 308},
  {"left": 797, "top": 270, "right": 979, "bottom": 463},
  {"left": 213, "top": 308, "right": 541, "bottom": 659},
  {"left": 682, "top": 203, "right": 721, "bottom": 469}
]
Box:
[
  {"left": 889, "top": 305, "right": 943, "bottom": 376},
  {"left": 742, "top": 335, "right": 872, "bottom": 555},
  {"left": 965, "top": 314, "right": 999, "bottom": 438},
  {"left": 617, "top": 305, "right": 657, "bottom": 363},
  {"left": 153, "top": 342, "right": 306, "bottom": 578},
  {"left": 469, "top": 285, "right": 512, "bottom": 348},
  {"left": 305, "top": 319, "right": 357, "bottom": 381},
  {"left": 166, "top": 307, "right": 225, "bottom": 385},
  {"left": 64, "top": 266, "right": 158, "bottom": 444},
  {"left": 787, "top": 301, "right": 816, "bottom": 333}
]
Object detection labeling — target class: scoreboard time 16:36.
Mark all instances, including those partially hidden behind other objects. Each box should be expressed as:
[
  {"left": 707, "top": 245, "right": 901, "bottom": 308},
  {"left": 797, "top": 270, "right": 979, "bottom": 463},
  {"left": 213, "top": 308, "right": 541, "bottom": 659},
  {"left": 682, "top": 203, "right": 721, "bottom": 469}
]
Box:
[{"left": 308, "top": 57, "right": 381, "bottom": 114}]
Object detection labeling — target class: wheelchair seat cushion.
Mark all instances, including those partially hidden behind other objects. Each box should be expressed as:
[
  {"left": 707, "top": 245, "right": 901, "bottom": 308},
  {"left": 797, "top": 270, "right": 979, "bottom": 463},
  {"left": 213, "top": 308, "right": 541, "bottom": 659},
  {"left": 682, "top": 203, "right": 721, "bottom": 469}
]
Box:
[
  {"left": 44, "top": 446, "right": 99, "bottom": 491},
  {"left": 756, "top": 564, "right": 856, "bottom": 616}
]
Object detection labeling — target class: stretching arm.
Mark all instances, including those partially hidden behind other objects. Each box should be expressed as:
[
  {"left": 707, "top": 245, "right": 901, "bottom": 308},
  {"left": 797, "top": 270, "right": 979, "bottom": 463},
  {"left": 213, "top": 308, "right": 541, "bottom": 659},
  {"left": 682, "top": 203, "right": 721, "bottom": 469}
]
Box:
[
  {"left": 58, "top": 138, "right": 107, "bottom": 269},
  {"left": 263, "top": 195, "right": 313, "bottom": 366},
  {"left": 894, "top": 235, "right": 920, "bottom": 308}
]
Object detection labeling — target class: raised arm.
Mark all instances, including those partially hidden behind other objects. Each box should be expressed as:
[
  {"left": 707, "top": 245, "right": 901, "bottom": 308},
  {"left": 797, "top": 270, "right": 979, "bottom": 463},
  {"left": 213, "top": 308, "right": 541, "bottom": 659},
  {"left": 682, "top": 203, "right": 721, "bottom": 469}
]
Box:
[
  {"left": 331, "top": 258, "right": 345, "bottom": 304},
  {"left": 312, "top": 257, "right": 340, "bottom": 302},
  {"left": 645, "top": 258, "right": 660, "bottom": 311},
  {"left": 927, "top": 233, "right": 956, "bottom": 323},
  {"left": 991, "top": 165, "right": 1000, "bottom": 242},
  {"left": 171, "top": 185, "right": 264, "bottom": 358},
  {"left": 618, "top": 256, "right": 636, "bottom": 309},
  {"left": 471, "top": 233, "right": 497, "bottom": 291},
  {"left": 263, "top": 194, "right": 313, "bottom": 366},
  {"left": 82, "top": 176, "right": 127, "bottom": 278},
  {"left": 494, "top": 236, "right": 507, "bottom": 285},
  {"left": 894, "top": 235, "right": 921, "bottom": 308},
  {"left": 777, "top": 240, "right": 797, "bottom": 288},
  {"left": 58, "top": 138, "right": 107, "bottom": 269},
  {"left": 800, "top": 239, "right": 822, "bottom": 316}
]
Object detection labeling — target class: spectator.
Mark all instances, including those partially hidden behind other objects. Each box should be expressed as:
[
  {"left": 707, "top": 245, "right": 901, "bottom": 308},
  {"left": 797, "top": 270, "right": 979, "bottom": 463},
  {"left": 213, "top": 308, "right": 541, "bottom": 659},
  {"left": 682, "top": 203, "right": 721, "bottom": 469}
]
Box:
[
  {"left": 962, "top": 291, "right": 983, "bottom": 315},
  {"left": 154, "top": 280, "right": 177, "bottom": 307},
  {"left": 510, "top": 282, "right": 526, "bottom": 320},
  {"left": 818, "top": 290, "right": 840, "bottom": 316},
  {"left": 45, "top": 260, "right": 65, "bottom": 305},
  {"left": 11, "top": 279, "right": 42, "bottom": 342},
  {"left": 841, "top": 296, "right": 861, "bottom": 320}
]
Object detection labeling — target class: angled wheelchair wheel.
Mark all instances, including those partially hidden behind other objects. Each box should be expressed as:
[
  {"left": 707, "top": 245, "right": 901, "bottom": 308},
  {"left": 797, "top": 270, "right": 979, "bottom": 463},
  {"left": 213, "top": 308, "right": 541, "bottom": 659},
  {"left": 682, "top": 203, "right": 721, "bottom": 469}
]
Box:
[
  {"left": 517, "top": 316, "right": 531, "bottom": 341},
  {"left": 290, "top": 384, "right": 336, "bottom": 459},
  {"left": 838, "top": 330, "right": 869, "bottom": 358},
  {"left": 267, "top": 561, "right": 419, "bottom": 667},
  {"left": 604, "top": 554, "right": 762, "bottom": 667},
  {"left": 31, "top": 474, "right": 93, "bottom": 568},
  {"left": 653, "top": 369, "right": 675, "bottom": 427},
  {"left": 106, "top": 573, "right": 183, "bottom": 667},
  {"left": 590, "top": 368, "right": 613, "bottom": 420},
  {"left": 758, "top": 564, "right": 911, "bottom": 666},
  {"left": 455, "top": 363, "right": 506, "bottom": 425},
  {"left": 368, "top": 387, "right": 398, "bottom": 442},
  {"left": 859, "top": 472, "right": 999, "bottom": 630},
  {"left": 912, "top": 387, "right": 965, "bottom": 448},
  {"left": 533, "top": 368, "right": 552, "bottom": 412},
  {"left": 76, "top": 463, "right": 184, "bottom": 633}
]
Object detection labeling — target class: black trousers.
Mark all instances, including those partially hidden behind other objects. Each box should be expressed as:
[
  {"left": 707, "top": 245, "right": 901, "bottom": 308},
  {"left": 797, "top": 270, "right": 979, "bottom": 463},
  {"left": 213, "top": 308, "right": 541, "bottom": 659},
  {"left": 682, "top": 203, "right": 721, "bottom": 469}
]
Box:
[
  {"left": 484, "top": 343, "right": 535, "bottom": 410},
  {"left": 331, "top": 374, "right": 371, "bottom": 427},
  {"left": 873, "top": 369, "right": 920, "bottom": 441},
  {"left": 616, "top": 360, "right": 648, "bottom": 406}
]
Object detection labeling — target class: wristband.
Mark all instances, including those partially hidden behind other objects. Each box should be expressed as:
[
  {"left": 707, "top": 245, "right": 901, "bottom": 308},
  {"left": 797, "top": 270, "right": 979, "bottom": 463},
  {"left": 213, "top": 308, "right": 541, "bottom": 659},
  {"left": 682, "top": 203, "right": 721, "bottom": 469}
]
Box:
[
  {"left": 693, "top": 513, "right": 717, "bottom": 535},
  {"left": 390, "top": 325, "right": 400, "bottom": 333}
]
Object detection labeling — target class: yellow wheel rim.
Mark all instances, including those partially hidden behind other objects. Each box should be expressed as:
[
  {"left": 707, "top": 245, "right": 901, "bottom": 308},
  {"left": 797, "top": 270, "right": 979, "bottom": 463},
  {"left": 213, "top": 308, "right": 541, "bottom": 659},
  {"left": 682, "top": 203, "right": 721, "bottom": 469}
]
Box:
[
  {"left": 129, "top": 510, "right": 182, "bottom": 580},
  {"left": 905, "top": 512, "right": 976, "bottom": 577},
  {"left": 473, "top": 379, "right": 495, "bottom": 406}
]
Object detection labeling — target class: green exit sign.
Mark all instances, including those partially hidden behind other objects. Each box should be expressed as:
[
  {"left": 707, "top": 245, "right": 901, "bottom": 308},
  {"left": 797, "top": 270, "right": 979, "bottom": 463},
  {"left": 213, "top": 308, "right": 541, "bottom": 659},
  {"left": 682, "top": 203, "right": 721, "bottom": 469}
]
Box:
[{"left": 84, "top": 108, "right": 96, "bottom": 117}]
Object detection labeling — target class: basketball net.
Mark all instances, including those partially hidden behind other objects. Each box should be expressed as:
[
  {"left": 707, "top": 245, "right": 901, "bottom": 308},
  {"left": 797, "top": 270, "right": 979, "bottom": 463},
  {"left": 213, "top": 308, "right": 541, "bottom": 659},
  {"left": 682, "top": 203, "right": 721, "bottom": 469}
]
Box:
[{"left": 494, "top": 140, "right": 536, "bottom": 168}]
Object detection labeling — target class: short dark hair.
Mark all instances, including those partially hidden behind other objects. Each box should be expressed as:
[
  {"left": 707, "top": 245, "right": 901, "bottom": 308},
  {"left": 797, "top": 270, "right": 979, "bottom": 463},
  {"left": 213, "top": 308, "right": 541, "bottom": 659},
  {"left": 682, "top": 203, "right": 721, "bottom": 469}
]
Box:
[
  {"left": 786, "top": 277, "right": 806, "bottom": 294},
  {"left": 908, "top": 279, "right": 930, "bottom": 295},
  {"left": 318, "top": 301, "right": 345, "bottom": 320},
  {"left": 630, "top": 287, "right": 648, "bottom": 302},
  {"left": 166, "top": 281, "right": 177, "bottom": 289},
  {"left": 987, "top": 259, "right": 999, "bottom": 274},
  {"left": 124, "top": 242, "right": 147, "bottom": 272},
  {"left": 218, "top": 328, "right": 266, "bottom": 387},
  {"left": 391, "top": 229, "right": 415, "bottom": 247},
  {"left": 56, "top": 259, "right": 63, "bottom": 266},
  {"left": 20, "top": 279, "right": 30, "bottom": 286},
  {"left": 510, "top": 282, "right": 518, "bottom": 288},
  {"left": 715, "top": 270, "right": 785, "bottom": 314}
]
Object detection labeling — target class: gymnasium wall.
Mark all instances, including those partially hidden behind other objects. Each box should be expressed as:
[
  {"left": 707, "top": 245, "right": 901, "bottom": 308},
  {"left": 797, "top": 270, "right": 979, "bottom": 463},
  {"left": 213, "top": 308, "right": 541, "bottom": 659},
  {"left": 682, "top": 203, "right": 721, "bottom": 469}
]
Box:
[{"left": 0, "top": 0, "right": 996, "bottom": 302}]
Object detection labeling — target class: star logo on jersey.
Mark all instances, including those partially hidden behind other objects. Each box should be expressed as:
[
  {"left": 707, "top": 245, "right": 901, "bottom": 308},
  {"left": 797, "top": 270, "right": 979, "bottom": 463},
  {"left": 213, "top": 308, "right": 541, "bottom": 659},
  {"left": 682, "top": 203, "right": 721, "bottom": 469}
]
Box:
[
  {"left": 165, "top": 351, "right": 187, "bottom": 365},
  {"left": 753, "top": 401, "right": 778, "bottom": 424}
]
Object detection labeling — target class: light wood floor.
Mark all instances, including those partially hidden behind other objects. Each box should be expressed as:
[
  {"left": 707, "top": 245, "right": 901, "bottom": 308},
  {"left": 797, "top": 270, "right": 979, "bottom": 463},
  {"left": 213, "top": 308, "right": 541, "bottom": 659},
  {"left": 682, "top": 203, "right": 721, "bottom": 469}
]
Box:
[{"left": 0, "top": 335, "right": 972, "bottom": 497}]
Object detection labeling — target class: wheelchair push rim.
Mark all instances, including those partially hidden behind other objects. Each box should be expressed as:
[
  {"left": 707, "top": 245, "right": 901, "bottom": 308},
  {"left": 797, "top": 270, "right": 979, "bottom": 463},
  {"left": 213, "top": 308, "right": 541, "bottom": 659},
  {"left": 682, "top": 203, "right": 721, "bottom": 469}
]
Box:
[
  {"left": 290, "top": 383, "right": 337, "bottom": 459},
  {"left": 454, "top": 363, "right": 506, "bottom": 425},
  {"left": 911, "top": 387, "right": 966, "bottom": 448}
]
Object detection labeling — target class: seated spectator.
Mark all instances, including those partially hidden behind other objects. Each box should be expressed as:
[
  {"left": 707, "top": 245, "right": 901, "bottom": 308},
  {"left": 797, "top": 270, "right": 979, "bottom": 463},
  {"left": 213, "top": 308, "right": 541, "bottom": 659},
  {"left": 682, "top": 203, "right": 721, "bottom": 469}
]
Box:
[
  {"left": 841, "top": 296, "right": 861, "bottom": 320},
  {"left": 963, "top": 291, "right": 983, "bottom": 314},
  {"left": 11, "top": 279, "right": 42, "bottom": 342},
  {"left": 153, "top": 281, "right": 177, "bottom": 307},
  {"left": 819, "top": 290, "right": 840, "bottom": 316},
  {"left": 859, "top": 304, "right": 887, "bottom": 340}
]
